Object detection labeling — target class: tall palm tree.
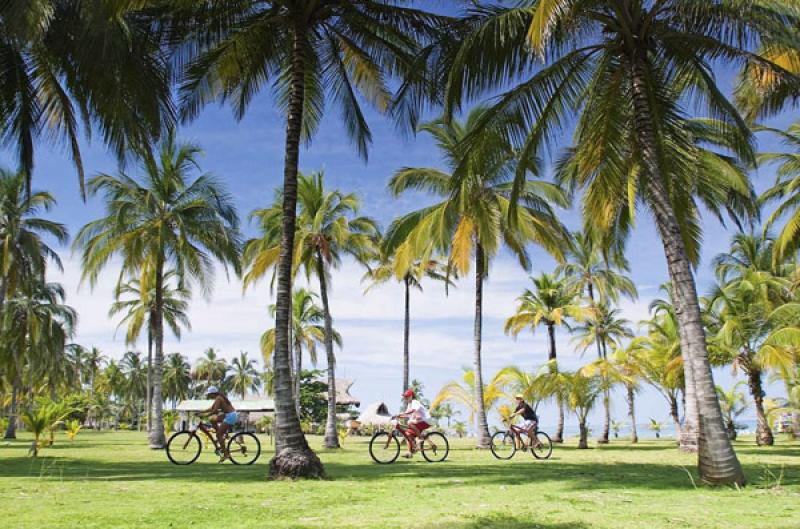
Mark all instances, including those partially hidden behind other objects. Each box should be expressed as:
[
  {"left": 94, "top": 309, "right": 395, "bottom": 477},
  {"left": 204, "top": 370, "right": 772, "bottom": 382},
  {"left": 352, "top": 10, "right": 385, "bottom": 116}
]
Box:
[
  {"left": 385, "top": 107, "right": 568, "bottom": 448},
  {"left": 195, "top": 348, "right": 228, "bottom": 392},
  {"left": 162, "top": 353, "right": 191, "bottom": 410},
  {"left": 109, "top": 270, "right": 191, "bottom": 430},
  {"left": 2, "top": 280, "right": 76, "bottom": 438},
  {"left": 83, "top": 347, "right": 106, "bottom": 397},
  {"left": 175, "top": 0, "right": 448, "bottom": 478},
  {"left": 227, "top": 352, "right": 262, "bottom": 400},
  {"left": 504, "top": 272, "right": 583, "bottom": 442},
  {"left": 262, "top": 289, "right": 340, "bottom": 415},
  {"left": 0, "top": 1, "right": 174, "bottom": 193},
  {"left": 363, "top": 239, "right": 452, "bottom": 396},
  {"left": 442, "top": 0, "right": 792, "bottom": 485},
  {"left": 121, "top": 351, "right": 147, "bottom": 430},
  {"left": 74, "top": 134, "right": 241, "bottom": 448},
  {"left": 757, "top": 123, "right": 800, "bottom": 263},
  {"left": 0, "top": 170, "right": 67, "bottom": 312}
]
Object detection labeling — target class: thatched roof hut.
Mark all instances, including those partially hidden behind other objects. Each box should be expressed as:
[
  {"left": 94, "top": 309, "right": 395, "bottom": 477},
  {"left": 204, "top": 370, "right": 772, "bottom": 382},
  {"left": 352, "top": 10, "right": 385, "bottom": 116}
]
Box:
[{"left": 357, "top": 401, "right": 392, "bottom": 426}]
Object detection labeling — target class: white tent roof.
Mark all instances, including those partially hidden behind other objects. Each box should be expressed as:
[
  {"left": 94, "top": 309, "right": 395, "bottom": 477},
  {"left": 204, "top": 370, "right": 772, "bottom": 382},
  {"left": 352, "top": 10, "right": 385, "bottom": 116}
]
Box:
[
  {"left": 175, "top": 399, "right": 274, "bottom": 412},
  {"left": 357, "top": 401, "right": 392, "bottom": 426}
]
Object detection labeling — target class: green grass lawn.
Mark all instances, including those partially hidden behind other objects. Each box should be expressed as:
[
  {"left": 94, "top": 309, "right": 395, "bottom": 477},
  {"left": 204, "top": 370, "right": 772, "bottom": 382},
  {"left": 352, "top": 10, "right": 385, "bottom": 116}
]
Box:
[{"left": 0, "top": 430, "right": 798, "bottom": 529}]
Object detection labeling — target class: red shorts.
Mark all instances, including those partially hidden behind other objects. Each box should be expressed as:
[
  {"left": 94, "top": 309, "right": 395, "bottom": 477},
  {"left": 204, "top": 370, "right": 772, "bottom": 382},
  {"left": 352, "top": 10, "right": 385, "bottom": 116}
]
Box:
[{"left": 410, "top": 421, "right": 430, "bottom": 432}]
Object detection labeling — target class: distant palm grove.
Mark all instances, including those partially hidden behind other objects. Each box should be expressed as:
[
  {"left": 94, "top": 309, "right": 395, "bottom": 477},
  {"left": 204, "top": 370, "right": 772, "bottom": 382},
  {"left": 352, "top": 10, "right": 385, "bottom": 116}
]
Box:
[{"left": 1, "top": 1, "right": 800, "bottom": 487}]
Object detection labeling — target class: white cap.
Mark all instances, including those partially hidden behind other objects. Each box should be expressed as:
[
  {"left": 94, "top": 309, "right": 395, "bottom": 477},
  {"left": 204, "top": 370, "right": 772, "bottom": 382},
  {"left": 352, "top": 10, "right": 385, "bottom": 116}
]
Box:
[{"left": 206, "top": 386, "right": 219, "bottom": 396}]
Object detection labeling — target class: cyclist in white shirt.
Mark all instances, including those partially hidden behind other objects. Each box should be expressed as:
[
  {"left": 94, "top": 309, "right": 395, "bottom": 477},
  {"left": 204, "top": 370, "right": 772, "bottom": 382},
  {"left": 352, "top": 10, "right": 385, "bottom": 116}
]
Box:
[{"left": 397, "top": 388, "right": 430, "bottom": 458}]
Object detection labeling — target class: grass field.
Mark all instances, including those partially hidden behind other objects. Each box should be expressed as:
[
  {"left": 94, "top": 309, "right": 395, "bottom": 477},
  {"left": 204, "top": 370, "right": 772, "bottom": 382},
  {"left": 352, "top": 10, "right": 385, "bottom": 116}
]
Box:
[{"left": 0, "top": 430, "right": 798, "bottom": 529}]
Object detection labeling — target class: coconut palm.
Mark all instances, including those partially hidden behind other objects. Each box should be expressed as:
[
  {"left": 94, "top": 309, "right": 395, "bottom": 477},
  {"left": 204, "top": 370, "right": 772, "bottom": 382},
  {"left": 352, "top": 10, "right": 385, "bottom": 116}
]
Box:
[
  {"left": 441, "top": 0, "right": 793, "bottom": 485},
  {"left": 73, "top": 134, "right": 241, "bottom": 448},
  {"left": 0, "top": 170, "right": 67, "bottom": 312},
  {"left": 504, "top": 272, "right": 583, "bottom": 442},
  {"left": 566, "top": 370, "right": 602, "bottom": 449},
  {"left": 227, "top": 352, "right": 262, "bottom": 400},
  {"left": 162, "top": 353, "right": 191, "bottom": 410},
  {"left": 195, "top": 348, "right": 228, "bottom": 392},
  {"left": 385, "top": 107, "right": 568, "bottom": 448},
  {"left": 109, "top": 270, "right": 191, "bottom": 430},
  {"left": 0, "top": 1, "right": 173, "bottom": 193},
  {"left": 717, "top": 382, "right": 749, "bottom": 441},
  {"left": 121, "top": 351, "right": 147, "bottom": 430},
  {"left": 432, "top": 369, "right": 506, "bottom": 429},
  {"left": 756, "top": 123, "right": 800, "bottom": 263},
  {"left": 363, "top": 242, "right": 452, "bottom": 395},
  {"left": 612, "top": 339, "right": 647, "bottom": 444},
  {"left": 640, "top": 310, "right": 685, "bottom": 438},
  {"left": 262, "top": 289, "right": 340, "bottom": 414},
  {"left": 2, "top": 280, "right": 75, "bottom": 439},
  {"left": 176, "top": 0, "right": 448, "bottom": 478}
]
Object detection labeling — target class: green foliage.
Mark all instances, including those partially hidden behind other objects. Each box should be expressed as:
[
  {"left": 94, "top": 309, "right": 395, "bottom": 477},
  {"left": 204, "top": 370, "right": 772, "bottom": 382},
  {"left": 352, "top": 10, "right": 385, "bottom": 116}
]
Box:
[
  {"left": 162, "top": 411, "right": 179, "bottom": 434},
  {"left": 20, "top": 398, "right": 73, "bottom": 456},
  {"left": 65, "top": 419, "right": 82, "bottom": 441},
  {"left": 298, "top": 370, "right": 328, "bottom": 425}
]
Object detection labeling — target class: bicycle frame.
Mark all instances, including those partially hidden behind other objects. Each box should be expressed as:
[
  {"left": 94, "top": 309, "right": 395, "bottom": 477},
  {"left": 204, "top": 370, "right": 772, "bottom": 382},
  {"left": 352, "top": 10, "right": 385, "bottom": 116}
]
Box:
[{"left": 387, "top": 420, "right": 424, "bottom": 448}]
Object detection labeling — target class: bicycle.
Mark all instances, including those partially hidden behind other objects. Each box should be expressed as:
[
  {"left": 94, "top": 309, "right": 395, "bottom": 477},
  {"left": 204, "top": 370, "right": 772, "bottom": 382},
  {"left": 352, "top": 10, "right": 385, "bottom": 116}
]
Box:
[
  {"left": 166, "top": 419, "right": 261, "bottom": 465},
  {"left": 369, "top": 418, "right": 449, "bottom": 464},
  {"left": 490, "top": 418, "right": 553, "bottom": 460}
]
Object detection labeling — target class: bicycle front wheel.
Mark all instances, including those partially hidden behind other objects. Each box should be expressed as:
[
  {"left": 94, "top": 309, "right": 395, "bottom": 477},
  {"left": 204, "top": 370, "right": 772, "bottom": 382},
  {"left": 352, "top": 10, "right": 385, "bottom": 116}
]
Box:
[
  {"left": 531, "top": 431, "right": 553, "bottom": 460},
  {"left": 369, "top": 431, "right": 400, "bottom": 464},
  {"left": 166, "top": 431, "right": 201, "bottom": 465},
  {"left": 228, "top": 432, "right": 261, "bottom": 465},
  {"left": 421, "top": 432, "right": 449, "bottom": 463},
  {"left": 490, "top": 431, "right": 516, "bottom": 460}
]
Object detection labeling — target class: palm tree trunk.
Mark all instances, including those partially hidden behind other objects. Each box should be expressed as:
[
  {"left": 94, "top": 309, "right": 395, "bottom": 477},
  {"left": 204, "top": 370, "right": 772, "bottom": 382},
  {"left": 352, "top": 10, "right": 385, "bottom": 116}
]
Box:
[
  {"left": 3, "top": 376, "right": 19, "bottom": 439},
  {"left": 587, "top": 282, "right": 605, "bottom": 361},
  {"left": 546, "top": 323, "right": 556, "bottom": 361},
  {"left": 578, "top": 416, "right": 589, "bottom": 449},
  {"left": 473, "top": 241, "right": 491, "bottom": 448},
  {"left": 746, "top": 364, "right": 774, "bottom": 446},
  {"left": 671, "top": 285, "right": 699, "bottom": 453},
  {"left": 146, "top": 324, "right": 153, "bottom": 433},
  {"left": 548, "top": 323, "right": 565, "bottom": 443},
  {"left": 554, "top": 398, "right": 565, "bottom": 443},
  {"left": 148, "top": 255, "right": 166, "bottom": 449},
  {"left": 627, "top": 384, "right": 638, "bottom": 444},
  {"left": 316, "top": 250, "right": 340, "bottom": 449},
  {"left": 403, "top": 275, "right": 411, "bottom": 395},
  {"left": 293, "top": 340, "right": 302, "bottom": 418},
  {"left": 669, "top": 395, "right": 682, "bottom": 440},
  {"left": 599, "top": 388, "right": 610, "bottom": 444},
  {"left": 631, "top": 60, "right": 744, "bottom": 485},
  {"left": 268, "top": 27, "right": 324, "bottom": 479}
]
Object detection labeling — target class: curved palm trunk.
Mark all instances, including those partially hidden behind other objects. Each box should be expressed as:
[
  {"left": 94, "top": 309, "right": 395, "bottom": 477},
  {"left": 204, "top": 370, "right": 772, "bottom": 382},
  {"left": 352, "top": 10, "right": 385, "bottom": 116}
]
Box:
[
  {"left": 403, "top": 275, "right": 411, "bottom": 396},
  {"left": 587, "top": 282, "right": 604, "bottom": 362},
  {"left": 293, "top": 340, "right": 302, "bottom": 418},
  {"left": 316, "top": 250, "right": 340, "bottom": 449},
  {"left": 148, "top": 257, "right": 166, "bottom": 448},
  {"left": 578, "top": 414, "right": 589, "bottom": 449},
  {"left": 746, "top": 364, "right": 774, "bottom": 446},
  {"left": 670, "top": 285, "right": 699, "bottom": 453},
  {"left": 669, "top": 395, "right": 682, "bottom": 441},
  {"left": 631, "top": 60, "right": 744, "bottom": 485},
  {"left": 268, "top": 28, "right": 324, "bottom": 479},
  {"left": 473, "top": 242, "right": 491, "bottom": 448},
  {"left": 627, "top": 384, "right": 638, "bottom": 443}
]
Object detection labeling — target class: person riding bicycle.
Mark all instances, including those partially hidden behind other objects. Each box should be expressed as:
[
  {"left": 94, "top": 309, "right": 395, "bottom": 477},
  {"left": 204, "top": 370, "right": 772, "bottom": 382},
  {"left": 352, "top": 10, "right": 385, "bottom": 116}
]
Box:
[
  {"left": 199, "top": 386, "right": 238, "bottom": 463},
  {"left": 396, "top": 388, "right": 430, "bottom": 458},
  {"left": 510, "top": 394, "right": 538, "bottom": 450}
]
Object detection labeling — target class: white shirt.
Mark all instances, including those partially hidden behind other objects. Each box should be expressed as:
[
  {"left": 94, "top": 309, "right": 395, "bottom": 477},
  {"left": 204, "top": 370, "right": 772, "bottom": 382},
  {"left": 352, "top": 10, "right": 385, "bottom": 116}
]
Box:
[{"left": 405, "top": 399, "right": 429, "bottom": 422}]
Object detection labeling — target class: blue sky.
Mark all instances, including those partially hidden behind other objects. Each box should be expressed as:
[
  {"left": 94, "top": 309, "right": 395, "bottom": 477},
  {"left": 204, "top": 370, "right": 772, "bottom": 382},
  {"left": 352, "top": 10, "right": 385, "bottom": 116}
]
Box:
[{"left": 2, "top": 30, "right": 796, "bottom": 435}]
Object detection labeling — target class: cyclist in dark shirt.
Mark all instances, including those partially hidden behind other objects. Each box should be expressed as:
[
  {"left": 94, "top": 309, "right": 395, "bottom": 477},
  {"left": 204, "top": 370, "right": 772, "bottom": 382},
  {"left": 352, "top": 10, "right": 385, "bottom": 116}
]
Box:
[{"left": 510, "top": 394, "right": 538, "bottom": 450}]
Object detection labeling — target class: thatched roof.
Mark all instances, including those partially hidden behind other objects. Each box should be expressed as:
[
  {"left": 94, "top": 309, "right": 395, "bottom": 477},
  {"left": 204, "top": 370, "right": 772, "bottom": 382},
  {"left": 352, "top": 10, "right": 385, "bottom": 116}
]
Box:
[
  {"left": 357, "top": 401, "right": 392, "bottom": 426},
  {"left": 322, "top": 378, "right": 361, "bottom": 407}
]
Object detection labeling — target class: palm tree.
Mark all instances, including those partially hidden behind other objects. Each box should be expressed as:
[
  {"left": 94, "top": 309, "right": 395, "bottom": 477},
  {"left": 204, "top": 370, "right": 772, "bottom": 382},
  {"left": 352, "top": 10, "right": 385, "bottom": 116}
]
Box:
[
  {"left": 195, "top": 348, "right": 228, "bottom": 392},
  {"left": 612, "top": 339, "right": 647, "bottom": 444},
  {"left": 432, "top": 368, "right": 507, "bottom": 430},
  {"left": 109, "top": 270, "right": 191, "bottom": 430},
  {"left": 640, "top": 309, "right": 685, "bottom": 438},
  {"left": 566, "top": 370, "right": 602, "bottom": 449},
  {"left": 0, "top": 170, "right": 67, "bottom": 312},
  {"left": 442, "top": 0, "right": 791, "bottom": 486},
  {"left": 227, "top": 352, "right": 262, "bottom": 400},
  {"left": 121, "top": 351, "right": 147, "bottom": 430},
  {"left": 261, "top": 289, "right": 340, "bottom": 415},
  {"left": 175, "top": 0, "right": 448, "bottom": 479},
  {"left": 504, "top": 272, "right": 583, "bottom": 442},
  {"left": 2, "top": 280, "right": 75, "bottom": 438},
  {"left": 757, "top": 123, "right": 800, "bottom": 263},
  {"left": 162, "top": 353, "right": 191, "bottom": 410},
  {"left": 0, "top": 1, "right": 173, "bottom": 194},
  {"left": 717, "top": 382, "right": 749, "bottom": 441},
  {"left": 573, "top": 303, "right": 633, "bottom": 443},
  {"left": 385, "top": 107, "right": 568, "bottom": 448},
  {"left": 74, "top": 134, "right": 241, "bottom": 448},
  {"left": 363, "top": 241, "right": 452, "bottom": 396}
]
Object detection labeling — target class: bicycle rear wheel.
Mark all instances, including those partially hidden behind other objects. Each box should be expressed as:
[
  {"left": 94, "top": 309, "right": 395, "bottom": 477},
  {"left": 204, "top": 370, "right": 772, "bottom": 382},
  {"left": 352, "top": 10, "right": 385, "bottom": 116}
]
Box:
[
  {"left": 421, "top": 432, "right": 449, "bottom": 462},
  {"left": 228, "top": 432, "right": 261, "bottom": 465},
  {"left": 166, "top": 431, "right": 201, "bottom": 465},
  {"left": 369, "top": 431, "right": 400, "bottom": 464},
  {"left": 531, "top": 431, "right": 553, "bottom": 460},
  {"left": 490, "top": 431, "right": 516, "bottom": 460}
]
